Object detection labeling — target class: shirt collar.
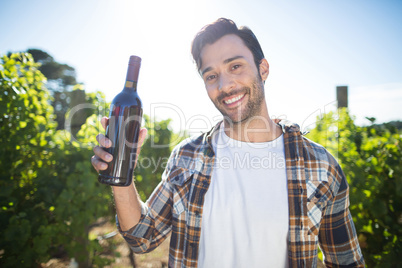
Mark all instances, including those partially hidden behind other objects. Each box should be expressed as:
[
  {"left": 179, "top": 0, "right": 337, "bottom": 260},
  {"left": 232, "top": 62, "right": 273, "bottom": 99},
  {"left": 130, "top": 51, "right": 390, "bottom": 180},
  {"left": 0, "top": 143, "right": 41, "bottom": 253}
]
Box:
[
  {"left": 277, "top": 120, "right": 301, "bottom": 134},
  {"left": 204, "top": 119, "right": 302, "bottom": 147}
]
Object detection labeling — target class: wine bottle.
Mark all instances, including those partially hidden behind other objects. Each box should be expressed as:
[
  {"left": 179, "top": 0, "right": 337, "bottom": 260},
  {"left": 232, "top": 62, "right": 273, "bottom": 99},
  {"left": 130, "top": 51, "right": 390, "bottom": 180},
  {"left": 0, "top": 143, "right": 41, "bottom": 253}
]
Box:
[{"left": 98, "top": 55, "right": 143, "bottom": 186}]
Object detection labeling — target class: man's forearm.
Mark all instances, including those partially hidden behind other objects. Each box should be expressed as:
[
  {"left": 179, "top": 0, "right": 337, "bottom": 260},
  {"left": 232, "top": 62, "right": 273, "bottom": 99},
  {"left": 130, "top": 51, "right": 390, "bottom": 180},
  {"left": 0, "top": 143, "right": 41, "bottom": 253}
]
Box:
[{"left": 112, "top": 183, "right": 143, "bottom": 232}]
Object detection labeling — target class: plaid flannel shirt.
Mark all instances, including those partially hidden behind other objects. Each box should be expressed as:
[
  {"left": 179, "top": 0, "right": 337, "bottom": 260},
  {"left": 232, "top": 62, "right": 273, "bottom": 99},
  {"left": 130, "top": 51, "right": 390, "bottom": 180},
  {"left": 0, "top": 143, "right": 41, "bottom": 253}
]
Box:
[{"left": 118, "top": 121, "right": 365, "bottom": 267}]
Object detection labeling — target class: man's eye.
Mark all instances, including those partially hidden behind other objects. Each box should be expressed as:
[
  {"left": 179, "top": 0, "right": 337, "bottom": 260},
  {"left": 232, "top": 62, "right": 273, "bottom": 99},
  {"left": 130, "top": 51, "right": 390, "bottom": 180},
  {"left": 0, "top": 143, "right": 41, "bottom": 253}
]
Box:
[
  {"left": 232, "top": 64, "right": 241, "bottom": 70},
  {"left": 206, "top": 74, "right": 217, "bottom": 81}
]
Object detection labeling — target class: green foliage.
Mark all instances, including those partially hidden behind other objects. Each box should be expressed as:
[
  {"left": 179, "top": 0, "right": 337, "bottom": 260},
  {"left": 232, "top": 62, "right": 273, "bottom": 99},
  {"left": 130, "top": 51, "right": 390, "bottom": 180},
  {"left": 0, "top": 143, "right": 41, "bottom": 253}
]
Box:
[
  {"left": 0, "top": 52, "right": 179, "bottom": 267},
  {"left": 135, "top": 115, "right": 175, "bottom": 201},
  {"left": 0, "top": 53, "right": 56, "bottom": 266},
  {"left": 0, "top": 53, "right": 113, "bottom": 267},
  {"left": 48, "top": 117, "right": 115, "bottom": 267},
  {"left": 308, "top": 108, "right": 402, "bottom": 267}
]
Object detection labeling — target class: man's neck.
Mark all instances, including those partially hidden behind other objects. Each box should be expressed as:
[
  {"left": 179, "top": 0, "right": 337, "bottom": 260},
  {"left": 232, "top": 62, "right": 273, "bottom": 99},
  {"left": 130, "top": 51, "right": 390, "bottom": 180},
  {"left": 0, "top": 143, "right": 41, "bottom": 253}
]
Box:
[{"left": 223, "top": 116, "right": 282, "bottom": 143}]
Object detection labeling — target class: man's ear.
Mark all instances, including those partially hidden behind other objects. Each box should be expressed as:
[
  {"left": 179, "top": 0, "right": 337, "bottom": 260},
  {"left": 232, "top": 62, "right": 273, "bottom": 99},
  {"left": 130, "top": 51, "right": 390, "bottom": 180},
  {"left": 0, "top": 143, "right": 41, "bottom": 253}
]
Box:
[{"left": 259, "top": 59, "right": 269, "bottom": 81}]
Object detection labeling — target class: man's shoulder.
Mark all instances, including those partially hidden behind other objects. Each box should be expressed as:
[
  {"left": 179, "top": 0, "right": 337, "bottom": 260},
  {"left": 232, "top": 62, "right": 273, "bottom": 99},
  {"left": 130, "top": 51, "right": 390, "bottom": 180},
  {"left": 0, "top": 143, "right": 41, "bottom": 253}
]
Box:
[
  {"left": 162, "top": 131, "right": 212, "bottom": 184},
  {"left": 173, "top": 132, "right": 209, "bottom": 154},
  {"left": 301, "top": 136, "right": 336, "bottom": 161},
  {"left": 171, "top": 122, "right": 220, "bottom": 155},
  {"left": 280, "top": 121, "right": 346, "bottom": 193},
  {"left": 279, "top": 120, "right": 338, "bottom": 165},
  {"left": 167, "top": 130, "right": 211, "bottom": 170}
]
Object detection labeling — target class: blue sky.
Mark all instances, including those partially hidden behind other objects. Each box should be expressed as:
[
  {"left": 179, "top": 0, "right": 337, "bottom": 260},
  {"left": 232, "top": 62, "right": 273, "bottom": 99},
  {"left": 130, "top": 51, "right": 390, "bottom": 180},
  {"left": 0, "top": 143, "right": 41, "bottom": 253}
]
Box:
[{"left": 1, "top": 0, "right": 401, "bottom": 133}]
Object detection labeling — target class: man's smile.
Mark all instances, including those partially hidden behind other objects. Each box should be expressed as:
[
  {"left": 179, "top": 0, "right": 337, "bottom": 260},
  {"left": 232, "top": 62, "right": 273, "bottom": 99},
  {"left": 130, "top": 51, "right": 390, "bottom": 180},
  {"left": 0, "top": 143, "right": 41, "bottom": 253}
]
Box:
[{"left": 222, "top": 93, "right": 246, "bottom": 106}]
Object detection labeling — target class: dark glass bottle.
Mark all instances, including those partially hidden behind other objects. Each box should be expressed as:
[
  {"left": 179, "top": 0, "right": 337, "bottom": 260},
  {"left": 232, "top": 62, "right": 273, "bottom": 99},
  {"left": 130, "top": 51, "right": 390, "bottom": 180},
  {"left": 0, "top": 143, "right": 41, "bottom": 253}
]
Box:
[{"left": 98, "top": 56, "right": 143, "bottom": 186}]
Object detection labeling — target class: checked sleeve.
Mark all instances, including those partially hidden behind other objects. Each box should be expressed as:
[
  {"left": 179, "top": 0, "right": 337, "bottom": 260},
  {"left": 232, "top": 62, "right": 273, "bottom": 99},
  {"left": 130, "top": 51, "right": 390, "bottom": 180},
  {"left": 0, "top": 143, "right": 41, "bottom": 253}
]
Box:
[
  {"left": 116, "top": 148, "right": 179, "bottom": 254},
  {"left": 318, "top": 163, "right": 365, "bottom": 267}
]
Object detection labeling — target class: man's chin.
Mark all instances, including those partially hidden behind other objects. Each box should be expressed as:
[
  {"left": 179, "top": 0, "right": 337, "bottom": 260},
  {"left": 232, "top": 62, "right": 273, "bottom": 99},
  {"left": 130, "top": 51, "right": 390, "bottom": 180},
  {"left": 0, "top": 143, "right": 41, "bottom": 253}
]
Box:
[
  {"left": 216, "top": 106, "right": 249, "bottom": 125},
  {"left": 223, "top": 115, "right": 247, "bottom": 126}
]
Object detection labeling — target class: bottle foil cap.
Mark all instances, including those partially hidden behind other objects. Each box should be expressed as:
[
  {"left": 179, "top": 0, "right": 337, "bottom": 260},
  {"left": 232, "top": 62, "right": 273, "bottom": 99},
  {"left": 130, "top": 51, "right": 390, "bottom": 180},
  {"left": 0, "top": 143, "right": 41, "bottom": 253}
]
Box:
[{"left": 129, "top": 56, "right": 141, "bottom": 65}]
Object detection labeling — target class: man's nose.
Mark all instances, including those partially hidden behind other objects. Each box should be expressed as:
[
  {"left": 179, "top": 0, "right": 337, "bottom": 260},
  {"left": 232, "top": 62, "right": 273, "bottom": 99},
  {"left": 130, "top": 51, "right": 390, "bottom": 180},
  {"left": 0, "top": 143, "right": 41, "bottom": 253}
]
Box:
[{"left": 218, "top": 73, "right": 236, "bottom": 92}]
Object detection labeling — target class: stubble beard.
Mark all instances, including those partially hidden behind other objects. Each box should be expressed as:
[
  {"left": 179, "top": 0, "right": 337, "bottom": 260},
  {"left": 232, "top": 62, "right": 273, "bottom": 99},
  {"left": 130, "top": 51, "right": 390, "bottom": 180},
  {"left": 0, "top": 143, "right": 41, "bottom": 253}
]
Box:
[{"left": 214, "top": 77, "right": 265, "bottom": 126}]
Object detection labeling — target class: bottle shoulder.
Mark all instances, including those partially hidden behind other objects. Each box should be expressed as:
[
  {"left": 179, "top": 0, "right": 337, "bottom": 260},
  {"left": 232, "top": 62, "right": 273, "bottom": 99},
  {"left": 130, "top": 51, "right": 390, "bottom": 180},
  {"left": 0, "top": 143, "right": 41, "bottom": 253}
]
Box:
[{"left": 112, "top": 89, "right": 142, "bottom": 106}]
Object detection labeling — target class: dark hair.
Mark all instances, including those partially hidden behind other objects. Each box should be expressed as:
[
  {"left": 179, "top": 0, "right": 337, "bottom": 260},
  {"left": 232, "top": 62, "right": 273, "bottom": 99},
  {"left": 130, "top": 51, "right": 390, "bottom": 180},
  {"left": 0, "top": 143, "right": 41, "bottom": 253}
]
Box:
[{"left": 191, "top": 18, "right": 265, "bottom": 72}]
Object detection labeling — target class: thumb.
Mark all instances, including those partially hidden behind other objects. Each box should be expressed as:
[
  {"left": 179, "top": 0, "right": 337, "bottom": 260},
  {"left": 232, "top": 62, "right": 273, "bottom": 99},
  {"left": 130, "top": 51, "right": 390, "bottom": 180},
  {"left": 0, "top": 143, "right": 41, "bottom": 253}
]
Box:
[
  {"left": 101, "top": 116, "right": 109, "bottom": 130},
  {"left": 138, "top": 128, "right": 148, "bottom": 148},
  {"left": 133, "top": 128, "right": 148, "bottom": 169}
]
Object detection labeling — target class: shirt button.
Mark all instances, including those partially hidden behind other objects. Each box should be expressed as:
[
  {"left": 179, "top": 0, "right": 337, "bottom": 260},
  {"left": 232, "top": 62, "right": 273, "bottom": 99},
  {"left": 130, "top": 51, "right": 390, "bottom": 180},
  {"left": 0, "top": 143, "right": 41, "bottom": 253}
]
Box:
[{"left": 195, "top": 210, "right": 200, "bottom": 216}]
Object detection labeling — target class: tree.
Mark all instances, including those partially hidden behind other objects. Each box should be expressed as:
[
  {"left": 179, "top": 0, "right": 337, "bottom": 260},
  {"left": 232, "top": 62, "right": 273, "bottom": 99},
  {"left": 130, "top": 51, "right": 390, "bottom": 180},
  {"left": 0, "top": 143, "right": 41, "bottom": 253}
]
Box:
[
  {"left": 26, "top": 48, "right": 77, "bottom": 91},
  {"left": 25, "top": 48, "right": 79, "bottom": 130}
]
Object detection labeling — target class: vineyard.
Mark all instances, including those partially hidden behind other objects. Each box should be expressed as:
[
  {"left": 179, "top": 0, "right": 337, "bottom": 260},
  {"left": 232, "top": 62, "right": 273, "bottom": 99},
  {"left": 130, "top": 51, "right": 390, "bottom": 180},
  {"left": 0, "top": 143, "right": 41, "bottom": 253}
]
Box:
[{"left": 1, "top": 53, "right": 401, "bottom": 267}]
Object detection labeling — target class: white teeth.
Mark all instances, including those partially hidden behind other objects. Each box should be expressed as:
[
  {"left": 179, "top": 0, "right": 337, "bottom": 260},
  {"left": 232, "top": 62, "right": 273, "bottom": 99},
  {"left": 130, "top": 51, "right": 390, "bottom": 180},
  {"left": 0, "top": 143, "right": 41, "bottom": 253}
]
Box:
[{"left": 224, "top": 94, "right": 244, "bottom": 104}]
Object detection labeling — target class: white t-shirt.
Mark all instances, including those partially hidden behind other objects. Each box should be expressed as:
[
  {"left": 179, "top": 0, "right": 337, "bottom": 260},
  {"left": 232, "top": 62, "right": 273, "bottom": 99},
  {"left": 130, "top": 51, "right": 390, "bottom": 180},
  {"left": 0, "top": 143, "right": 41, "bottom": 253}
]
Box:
[{"left": 198, "top": 127, "right": 289, "bottom": 268}]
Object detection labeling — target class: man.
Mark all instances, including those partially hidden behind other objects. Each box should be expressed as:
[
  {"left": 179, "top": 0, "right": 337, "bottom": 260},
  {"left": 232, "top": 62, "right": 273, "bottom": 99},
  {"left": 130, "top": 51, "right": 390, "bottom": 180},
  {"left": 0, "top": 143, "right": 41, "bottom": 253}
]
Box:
[{"left": 91, "top": 18, "right": 364, "bottom": 267}]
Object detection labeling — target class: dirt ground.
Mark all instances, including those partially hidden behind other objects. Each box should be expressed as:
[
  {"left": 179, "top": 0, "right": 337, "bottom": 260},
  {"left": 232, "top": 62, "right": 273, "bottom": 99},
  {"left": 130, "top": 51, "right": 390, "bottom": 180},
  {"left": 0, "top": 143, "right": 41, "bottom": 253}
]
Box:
[{"left": 42, "top": 218, "right": 169, "bottom": 268}]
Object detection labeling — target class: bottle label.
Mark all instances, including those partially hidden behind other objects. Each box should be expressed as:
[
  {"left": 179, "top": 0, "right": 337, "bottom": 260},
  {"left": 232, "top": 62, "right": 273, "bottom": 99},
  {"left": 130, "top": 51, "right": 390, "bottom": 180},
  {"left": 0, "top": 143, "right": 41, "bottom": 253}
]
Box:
[{"left": 125, "top": 80, "right": 136, "bottom": 88}]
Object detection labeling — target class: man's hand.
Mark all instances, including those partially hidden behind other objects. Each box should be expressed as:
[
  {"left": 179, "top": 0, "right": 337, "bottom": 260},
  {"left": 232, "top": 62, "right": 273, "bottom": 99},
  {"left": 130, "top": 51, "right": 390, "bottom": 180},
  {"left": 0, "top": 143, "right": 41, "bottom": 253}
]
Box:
[
  {"left": 90, "top": 116, "right": 147, "bottom": 230},
  {"left": 91, "top": 116, "right": 148, "bottom": 173}
]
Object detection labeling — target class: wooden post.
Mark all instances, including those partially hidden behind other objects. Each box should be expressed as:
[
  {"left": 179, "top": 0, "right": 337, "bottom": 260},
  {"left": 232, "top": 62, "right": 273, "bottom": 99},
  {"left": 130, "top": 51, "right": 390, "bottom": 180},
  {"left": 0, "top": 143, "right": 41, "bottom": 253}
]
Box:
[{"left": 337, "top": 86, "right": 348, "bottom": 108}]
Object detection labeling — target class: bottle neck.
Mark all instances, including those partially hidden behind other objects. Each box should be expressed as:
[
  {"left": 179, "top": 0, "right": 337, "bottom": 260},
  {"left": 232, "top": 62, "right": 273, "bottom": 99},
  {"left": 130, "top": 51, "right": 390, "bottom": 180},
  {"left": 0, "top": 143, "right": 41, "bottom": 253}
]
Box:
[
  {"left": 124, "top": 80, "right": 137, "bottom": 91},
  {"left": 125, "top": 57, "right": 141, "bottom": 91}
]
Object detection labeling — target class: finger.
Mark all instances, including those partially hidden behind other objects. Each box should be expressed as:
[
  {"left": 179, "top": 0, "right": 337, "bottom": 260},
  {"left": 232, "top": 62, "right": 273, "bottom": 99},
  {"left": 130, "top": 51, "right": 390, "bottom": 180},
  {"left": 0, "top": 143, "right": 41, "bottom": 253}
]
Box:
[
  {"left": 101, "top": 116, "right": 109, "bottom": 130},
  {"left": 96, "top": 133, "right": 112, "bottom": 148},
  {"left": 132, "top": 128, "right": 148, "bottom": 169},
  {"left": 138, "top": 128, "right": 148, "bottom": 147},
  {"left": 136, "top": 128, "right": 148, "bottom": 154},
  {"left": 91, "top": 155, "right": 108, "bottom": 172},
  {"left": 93, "top": 145, "right": 113, "bottom": 163}
]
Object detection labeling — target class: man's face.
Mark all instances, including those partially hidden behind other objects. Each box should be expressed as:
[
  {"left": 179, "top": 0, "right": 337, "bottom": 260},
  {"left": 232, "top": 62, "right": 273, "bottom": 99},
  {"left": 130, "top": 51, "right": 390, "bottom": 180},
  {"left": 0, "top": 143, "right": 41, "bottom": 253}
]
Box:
[{"left": 199, "top": 34, "right": 269, "bottom": 124}]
